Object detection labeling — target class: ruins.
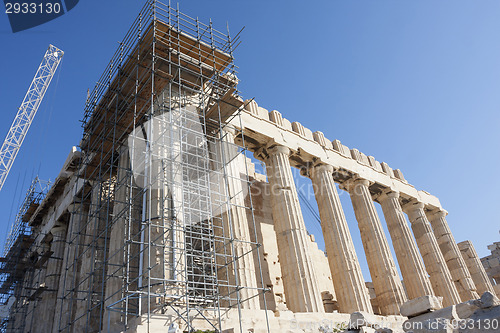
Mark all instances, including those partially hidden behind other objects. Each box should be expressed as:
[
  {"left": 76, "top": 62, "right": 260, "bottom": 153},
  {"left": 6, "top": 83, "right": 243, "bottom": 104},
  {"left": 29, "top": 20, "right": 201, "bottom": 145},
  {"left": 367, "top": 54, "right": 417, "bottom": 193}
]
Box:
[
  {"left": 480, "top": 240, "right": 500, "bottom": 297},
  {"left": 0, "top": 1, "right": 499, "bottom": 333}
]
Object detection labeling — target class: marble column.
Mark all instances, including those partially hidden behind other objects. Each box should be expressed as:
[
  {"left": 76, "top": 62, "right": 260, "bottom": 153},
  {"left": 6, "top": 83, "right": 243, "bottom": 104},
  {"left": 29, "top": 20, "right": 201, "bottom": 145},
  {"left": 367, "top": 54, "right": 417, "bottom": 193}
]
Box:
[
  {"left": 74, "top": 185, "right": 102, "bottom": 332},
  {"left": 264, "top": 144, "right": 324, "bottom": 313},
  {"left": 310, "top": 164, "right": 373, "bottom": 314},
  {"left": 378, "top": 190, "right": 434, "bottom": 300},
  {"left": 143, "top": 112, "right": 186, "bottom": 312},
  {"left": 346, "top": 178, "right": 407, "bottom": 315},
  {"left": 219, "top": 130, "right": 260, "bottom": 309},
  {"left": 40, "top": 225, "right": 67, "bottom": 333},
  {"left": 403, "top": 201, "right": 461, "bottom": 307},
  {"left": 103, "top": 148, "right": 130, "bottom": 328},
  {"left": 427, "top": 210, "right": 479, "bottom": 301},
  {"left": 27, "top": 244, "right": 50, "bottom": 332},
  {"left": 457, "top": 240, "right": 496, "bottom": 296},
  {"left": 54, "top": 202, "right": 86, "bottom": 333}
]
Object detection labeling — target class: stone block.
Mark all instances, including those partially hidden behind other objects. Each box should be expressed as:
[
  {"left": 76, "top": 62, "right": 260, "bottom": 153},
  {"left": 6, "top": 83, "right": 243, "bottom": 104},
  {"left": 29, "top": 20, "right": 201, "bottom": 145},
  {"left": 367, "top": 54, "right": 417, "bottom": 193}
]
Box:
[
  {"left": 400, "top": 295, "right": 443, "bottom": 317},
  {"left": 257, "top": 106, "right": 270, "bottom": 120},
  {"left": 269, "top": 110, "right": 283, "bottom": 126},
  {"left": 477, "top": 291, "right": 500, "bottom": 308},
  {"left": 455, "top": 300, "right": 479, "bottom": 319},
  {"left": 282, "top": 117, "right": 292, "bottom": 131},
  {"left": 351, "top": 148, "right": 361, "bottom": 161},
  {"left": 381, "top": 162, "right": 395, "bottom": 178},
  {"left": 303, "top": 126, "right": 314, "bottom": 140},
  {"left": 332, "top": 139, "right": 343, "bottom": 153},
  {"left": 405, "top": 304, "right": 458, "bottom": 328},
  {"left": 466, "top": 303, "right": 500, "bottom": 332},
  {"left": 393, "top": 169, "right": 406, "bottom": 182},
  {"left": 359, "top": 152, "right": 370, "bottom": 165},
  {"left": 349, "top": 311, "right": 381, "bottom": 329},
  {"left": 244, "top": 99, "right": 258, "bottom": 114},
  {"left": 341, "top": 143, "right": 351, "bottom": 156},
  {"left": 313, "top": 131, "right": 327, "bottom": 147},
  {"left": 487, "top": 244, "right": 498, "bottom": 251},
  {"left": 332, "top": 139, "right": 351, "bottom": 157},
  {"left": 490, "top": 258, "right": 500, "bottom": 267},
  {"left": 368, "top": 156, "right": 383, "bottom": 172},
  {"left": 291, "top": 121, "right": 305, "bottom": 136}
]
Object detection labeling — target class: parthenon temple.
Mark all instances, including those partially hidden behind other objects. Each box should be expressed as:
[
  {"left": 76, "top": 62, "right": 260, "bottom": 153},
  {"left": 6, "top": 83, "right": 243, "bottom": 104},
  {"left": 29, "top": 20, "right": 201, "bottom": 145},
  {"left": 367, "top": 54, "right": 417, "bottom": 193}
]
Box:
[{"left": 1, "top": 2, "right": 499, "bottom": 333}]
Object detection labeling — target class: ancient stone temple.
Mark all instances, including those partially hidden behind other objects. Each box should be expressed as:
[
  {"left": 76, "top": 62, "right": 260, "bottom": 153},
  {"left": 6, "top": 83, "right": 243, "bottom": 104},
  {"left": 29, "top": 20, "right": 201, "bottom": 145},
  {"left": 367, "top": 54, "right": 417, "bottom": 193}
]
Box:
[
  {"left": 479, "top": 239, "right": 500, "bottom": 297},
  {"left": 0, "top": 2, "right": 498, "bottom": 333}
]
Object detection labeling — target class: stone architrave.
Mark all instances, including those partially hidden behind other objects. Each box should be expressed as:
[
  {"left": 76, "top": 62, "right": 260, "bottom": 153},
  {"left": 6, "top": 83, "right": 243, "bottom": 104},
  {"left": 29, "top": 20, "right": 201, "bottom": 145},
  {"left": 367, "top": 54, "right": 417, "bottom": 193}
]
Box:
[
  {"left": 346, "top": 178, "right": 407, "bottom": 315},
  {"left": 264, "top": 144, "right": 324, "bottom": 313},
  {"left": 378, "top": 189, "right": 434, "bottom": 300},
  {"left": 310, "top": 164, "right": 373, "bottom": 314},
  {"left": 457, "top": 240, "right": 496, "bottom": 296},
  {"left": 427, "top": 210, "right": 479, "bottom": 301},
  {"left": 403, "top": 201, "right": 461, "bottom": 307}
]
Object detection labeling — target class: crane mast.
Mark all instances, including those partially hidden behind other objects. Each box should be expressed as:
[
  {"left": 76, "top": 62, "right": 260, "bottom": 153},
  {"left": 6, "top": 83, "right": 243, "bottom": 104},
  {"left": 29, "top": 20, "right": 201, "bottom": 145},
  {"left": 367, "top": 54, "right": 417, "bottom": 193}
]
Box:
[{"left": 0, "top": 44, "right": 64, "bottom": 191}]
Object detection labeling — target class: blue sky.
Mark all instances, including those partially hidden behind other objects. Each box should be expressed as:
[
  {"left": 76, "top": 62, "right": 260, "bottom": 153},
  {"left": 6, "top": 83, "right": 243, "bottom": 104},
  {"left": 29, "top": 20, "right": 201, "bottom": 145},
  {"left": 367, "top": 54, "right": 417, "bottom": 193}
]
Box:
[{"left": 1, "top": 1, "right": 499, "bottom": 282}]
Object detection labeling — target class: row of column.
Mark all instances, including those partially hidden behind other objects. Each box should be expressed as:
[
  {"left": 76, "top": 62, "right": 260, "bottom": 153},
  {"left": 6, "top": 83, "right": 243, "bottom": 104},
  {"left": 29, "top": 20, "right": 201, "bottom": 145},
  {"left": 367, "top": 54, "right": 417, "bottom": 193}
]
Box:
[
  {"left": 43, "top": 138, "right": 494, "bottom": 332},
  {"left": 256, "top": 143, "right": 492, "bottom": 315}
]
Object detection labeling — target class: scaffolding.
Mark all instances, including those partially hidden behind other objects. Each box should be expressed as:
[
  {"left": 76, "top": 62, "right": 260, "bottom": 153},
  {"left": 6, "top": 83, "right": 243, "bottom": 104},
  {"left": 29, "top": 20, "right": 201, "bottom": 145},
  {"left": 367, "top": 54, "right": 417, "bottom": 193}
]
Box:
[
  {"left": 49, "top": 1, "right": 269, "bottom": 332},
  {"left": 0, "top": 177, "right": 51, "bottom": 332}
]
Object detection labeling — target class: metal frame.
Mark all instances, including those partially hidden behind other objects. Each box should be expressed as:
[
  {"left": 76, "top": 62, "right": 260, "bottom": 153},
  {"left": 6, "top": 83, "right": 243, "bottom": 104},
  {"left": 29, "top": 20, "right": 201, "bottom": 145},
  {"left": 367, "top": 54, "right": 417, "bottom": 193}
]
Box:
[
  {"left": 48, "top": 1, "right": 267, "bottom": 332},
  {"left": 0, "top": 45, "right": 63, "bottom": 191},
  {"left": 0, "top": 177, "right": 51, "bottom": 332}
]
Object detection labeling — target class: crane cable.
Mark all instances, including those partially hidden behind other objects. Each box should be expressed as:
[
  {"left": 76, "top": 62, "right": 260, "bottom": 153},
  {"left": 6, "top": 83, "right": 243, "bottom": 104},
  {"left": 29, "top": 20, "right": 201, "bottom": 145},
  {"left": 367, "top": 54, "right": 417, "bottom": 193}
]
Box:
[{"left": 297, "top": 188, "right": 321, "bottom": 225}]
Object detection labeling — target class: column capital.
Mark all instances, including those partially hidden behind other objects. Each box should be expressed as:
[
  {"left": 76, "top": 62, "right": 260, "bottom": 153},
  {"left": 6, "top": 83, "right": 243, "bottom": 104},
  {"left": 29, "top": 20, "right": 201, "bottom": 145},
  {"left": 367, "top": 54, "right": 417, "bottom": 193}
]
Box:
[
  {"left": 376, "top": 188, "right": 400, "bottom": 202},
  {"left": 51, "top": 225, "right": 67, "bottom": 235},
  {"left": 310, "top": 163, "right": 334, "bottom": 177},
  {"left": 402, "top": 199, "right": 425, "bottom": 213},
  {"left": 343, "top": 176, "right": 371, "bottom": 193},
  {"left": 427, "top": 209, "right": 448, "bottom": 220},
  {"left": 266, "top": 144, "right": 290, "bottom": 156},
  {"left": 67, "top": 202, "right": 82, "bottom": 213}
]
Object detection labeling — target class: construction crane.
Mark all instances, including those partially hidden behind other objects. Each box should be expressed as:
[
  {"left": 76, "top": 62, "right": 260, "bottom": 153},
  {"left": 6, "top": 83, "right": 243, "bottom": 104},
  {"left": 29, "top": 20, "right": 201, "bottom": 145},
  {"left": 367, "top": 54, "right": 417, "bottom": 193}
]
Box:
[{"left": 0, "top": 44, "right": 64, "bottom": 191}]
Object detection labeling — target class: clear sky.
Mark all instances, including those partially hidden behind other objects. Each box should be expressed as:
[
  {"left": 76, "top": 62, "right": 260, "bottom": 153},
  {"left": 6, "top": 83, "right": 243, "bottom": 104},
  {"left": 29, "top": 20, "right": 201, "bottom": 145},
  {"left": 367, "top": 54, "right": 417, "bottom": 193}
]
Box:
[{"left": 1, "top": 1, "right": 499, "bottom": 282}]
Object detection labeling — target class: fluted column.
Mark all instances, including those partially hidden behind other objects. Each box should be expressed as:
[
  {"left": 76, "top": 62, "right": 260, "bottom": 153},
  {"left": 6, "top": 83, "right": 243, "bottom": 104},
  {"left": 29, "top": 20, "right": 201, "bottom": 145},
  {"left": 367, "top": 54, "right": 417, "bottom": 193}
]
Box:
[
  {"left": 378, "top": 190, "right": 434, "bottom": 300},
  {"left": 403, "top": 201, "right": 461, "bottom": 307},
  {"left": 346, "top": 178, "right": 407, "bottom": 315},
  {"left": 310, "top": 164, "right": 372, "bottom": 313},
  {"left": 220, "top": 130, "right": 260, "bottom": 309},
  {"left": 264, "top": 144, "right": 324, "bottom": 312},
  {"left": 458, "top": 240, "right": 496, "bottom": 296},
  {"left": 54, "top": 202, "right": 87, "bottom": 333},
  {"left": 74, "top": 185, "right": 102, "bottom": 332},
  {"left": 427, "top": 210, "right": 479, "bottom": 301},
  {"left": 104, "top": 147, "right": 130, "bottom": 328},
  {"left": 23, "top": 243, "right": 49, "bottom": 333},
  {"left": 40, "top": 225, "right": 67, "bottom": 333},
  {"left": 143, "top": 113, "right": 186, "bottom": 312}
]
